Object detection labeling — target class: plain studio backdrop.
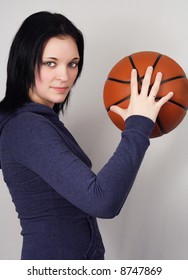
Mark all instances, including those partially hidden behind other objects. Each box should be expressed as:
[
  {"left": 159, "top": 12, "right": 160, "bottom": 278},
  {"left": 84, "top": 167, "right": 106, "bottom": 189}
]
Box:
[{"left": 0, "top": 0, "right": 188, "bottom": 260}]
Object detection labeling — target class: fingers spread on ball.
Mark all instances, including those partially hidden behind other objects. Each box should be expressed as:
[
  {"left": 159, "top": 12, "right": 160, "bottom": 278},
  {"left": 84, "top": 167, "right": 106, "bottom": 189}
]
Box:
[
  {"left": 157, "top": 91, "right": 174, "bottom": 107},
  {"left": 149, "top": 72, "right": 162, "bottom": 99},
  {"left": 140, "top": 66, "right": 153, "bottom": 96},
  {"left": 130, "top": 69, "right": 138, "bottom": 96}
]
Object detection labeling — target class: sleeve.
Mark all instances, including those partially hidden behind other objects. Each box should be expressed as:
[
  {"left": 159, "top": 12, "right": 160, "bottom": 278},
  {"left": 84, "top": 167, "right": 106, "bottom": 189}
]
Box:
[{"left": 8, "top": 113, "right": 154, "bottom": 218}]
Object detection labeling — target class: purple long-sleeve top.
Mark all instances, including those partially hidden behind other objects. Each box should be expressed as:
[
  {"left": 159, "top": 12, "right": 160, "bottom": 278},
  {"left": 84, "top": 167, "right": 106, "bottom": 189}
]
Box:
[{"left": 0, "top": 102, "right": 154, "bottom": 259}]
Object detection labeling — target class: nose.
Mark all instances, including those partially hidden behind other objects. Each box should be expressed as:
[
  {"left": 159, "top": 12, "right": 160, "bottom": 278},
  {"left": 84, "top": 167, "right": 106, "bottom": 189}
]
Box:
[{"left": 56, "top": 65, "right": 68, "bottom": 81}]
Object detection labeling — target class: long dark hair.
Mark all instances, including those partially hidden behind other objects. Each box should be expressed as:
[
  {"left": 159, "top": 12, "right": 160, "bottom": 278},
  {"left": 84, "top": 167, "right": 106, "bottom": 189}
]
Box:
[{"left": 0, "top": 11, "right": 84, "bottom": 114}]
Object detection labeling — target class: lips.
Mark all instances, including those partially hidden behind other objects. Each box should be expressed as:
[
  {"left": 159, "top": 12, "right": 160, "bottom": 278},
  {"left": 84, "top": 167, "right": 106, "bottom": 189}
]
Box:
[{"left": 51, "top": 86, "right": 69, "bottom": 93}]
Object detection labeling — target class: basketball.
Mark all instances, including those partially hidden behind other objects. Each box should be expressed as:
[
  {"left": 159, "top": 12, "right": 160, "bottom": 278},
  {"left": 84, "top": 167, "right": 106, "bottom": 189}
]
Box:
[{"left": 103, "top": 51, "right": 188, "bottom": 138}]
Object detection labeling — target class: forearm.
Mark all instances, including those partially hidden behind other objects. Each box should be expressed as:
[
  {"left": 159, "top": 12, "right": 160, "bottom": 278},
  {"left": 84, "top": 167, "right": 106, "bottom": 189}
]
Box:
[{"left": 79, "top": 115, "right": 154, "bottom": 218}]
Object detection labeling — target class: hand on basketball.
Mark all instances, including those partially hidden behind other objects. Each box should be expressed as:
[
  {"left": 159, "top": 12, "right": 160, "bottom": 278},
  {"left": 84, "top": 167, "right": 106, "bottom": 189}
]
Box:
[{"left": 110, "top": 66, "right": 174, "bottom": 123}]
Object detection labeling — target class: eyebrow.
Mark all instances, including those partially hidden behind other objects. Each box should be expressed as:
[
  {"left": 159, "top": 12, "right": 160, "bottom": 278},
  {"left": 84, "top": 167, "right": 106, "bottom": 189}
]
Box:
[{"left": 43, "top": 57, "right": 80, "bottom": 61}]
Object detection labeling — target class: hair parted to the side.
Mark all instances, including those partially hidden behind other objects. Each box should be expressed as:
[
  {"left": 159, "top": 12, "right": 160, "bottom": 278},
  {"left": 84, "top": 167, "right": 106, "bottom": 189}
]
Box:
[{"left": 0, "top": 11, "right": 84, "bottom": 114}]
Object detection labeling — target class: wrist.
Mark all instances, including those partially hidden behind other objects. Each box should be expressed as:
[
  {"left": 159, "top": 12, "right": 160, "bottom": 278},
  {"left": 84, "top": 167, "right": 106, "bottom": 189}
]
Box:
[{"left": 123, "top": 115, "right": 155, "bottom": 138}]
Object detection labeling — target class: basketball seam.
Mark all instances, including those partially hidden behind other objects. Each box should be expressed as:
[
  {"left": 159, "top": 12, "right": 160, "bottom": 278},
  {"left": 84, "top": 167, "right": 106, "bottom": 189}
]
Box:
[
  {"left": 106, "top": 75, "right": 188, "bottom": 112},
  {"left": 153, "top": 54, "right": 162, "bottom": 69},
  {"left": 161, "top": 75, "right": 186, "bottom": 84},
  {"left": 156, "top": 118, "right": 165, "bottom": 135},
  {"left": 107, "top": 77, "right": 130, "bottom": 84},
  {"left": 128, "top": 55, "right": 142, "bottom": 86},
  {"left": 107, "top": 75, "right": 186, "bottom": 86},
  {"left": 108, "top": 53, "right": 163, "bottom": 85},
  {"left": 106, "top": 79, "right": 188, "bottom": 111},
  {"left": 155, "top": 97, "right": 188, "bottom": 111},
  {"left": 106, "top": 94, "right": 188, "bottom": 112},
  {"left": 106, "top": 96, "right": 130, "bottom": 112}
]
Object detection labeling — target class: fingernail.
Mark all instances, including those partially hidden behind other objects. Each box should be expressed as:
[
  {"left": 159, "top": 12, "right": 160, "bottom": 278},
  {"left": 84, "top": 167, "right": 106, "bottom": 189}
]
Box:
[{"left": 157, "top": 72, "right": 162, "bottom": 78}]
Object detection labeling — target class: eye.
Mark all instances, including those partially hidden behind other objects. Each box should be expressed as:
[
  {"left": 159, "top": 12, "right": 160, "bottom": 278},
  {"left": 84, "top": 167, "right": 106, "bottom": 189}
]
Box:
[
  {"left": 69, "top": 61, "right": 79, "bottom": 68},
  {"left": 43, "top": 61, "right": 56, "bottom": 67}
]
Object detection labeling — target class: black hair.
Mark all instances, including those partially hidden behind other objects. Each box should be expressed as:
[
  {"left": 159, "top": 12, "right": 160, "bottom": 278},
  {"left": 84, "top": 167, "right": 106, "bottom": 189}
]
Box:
[{"left": 0, "top": 11, "right": 84, "bottom": 114}]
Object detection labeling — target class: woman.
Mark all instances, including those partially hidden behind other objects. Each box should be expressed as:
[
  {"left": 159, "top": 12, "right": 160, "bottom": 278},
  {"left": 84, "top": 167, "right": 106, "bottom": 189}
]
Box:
[{"left": 0, "top": 11, "right": 173, "bottom": 260}]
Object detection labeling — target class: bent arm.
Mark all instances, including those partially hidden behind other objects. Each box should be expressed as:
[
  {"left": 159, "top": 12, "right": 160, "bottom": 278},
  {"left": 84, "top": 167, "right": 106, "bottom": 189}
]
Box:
[{"left": 8, "top": 114, "right": 154, "bottom": 218}]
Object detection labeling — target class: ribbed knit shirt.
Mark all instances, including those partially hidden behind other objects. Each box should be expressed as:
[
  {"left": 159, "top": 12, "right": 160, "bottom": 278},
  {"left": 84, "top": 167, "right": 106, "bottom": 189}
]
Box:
[{"left": 0, "top": 102, "right": 154, "bottom": 259}]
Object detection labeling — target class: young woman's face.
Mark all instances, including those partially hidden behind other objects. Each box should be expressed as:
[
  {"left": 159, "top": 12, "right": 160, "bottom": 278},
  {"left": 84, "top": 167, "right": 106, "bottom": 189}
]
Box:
[{"left": 29, "top": 36, "right": 80, "bottom": 108}]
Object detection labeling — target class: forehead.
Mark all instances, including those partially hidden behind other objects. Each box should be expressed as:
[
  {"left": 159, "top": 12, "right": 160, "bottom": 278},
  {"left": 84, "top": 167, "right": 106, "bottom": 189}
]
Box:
[{"left": 42, "top": 36, "right": 79, "bottom": 58}]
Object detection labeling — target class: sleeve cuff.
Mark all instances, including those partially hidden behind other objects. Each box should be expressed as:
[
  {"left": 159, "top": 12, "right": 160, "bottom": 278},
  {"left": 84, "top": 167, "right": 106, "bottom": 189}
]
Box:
[{"left": 122, "top": 115, "right": 155, "bottom": 138}]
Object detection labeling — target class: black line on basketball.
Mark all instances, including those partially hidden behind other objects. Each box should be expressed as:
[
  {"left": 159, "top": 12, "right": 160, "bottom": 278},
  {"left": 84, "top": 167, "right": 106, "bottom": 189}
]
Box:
[
  {"left": 155, "top": 98, "right": 188, "bottom": 111},
  {"left": 128, "top": 55, "right": 137, "bottom": 69},
  {"left": 106, "top": 95, "right": 131, "bottom": 112},
  {"left": 169, "top": 99, "right": 188, "bottom": 111},
  {"left": 156, "top": 117, "right": 165, "bottom": 135},
  {"left": 129, "top": 53, "right": 162, "bottom": 81},
  {"left": 128, "top": 55, "right": 142, "bottom": 86},
  {"left": 107, "top": 74, "right": 186, "bottom": 87},
  {"left": 161, "top": 75, "right": 186, "bottom": 84},
  {"left": 152, "top": 54, "right": 162, "bottom": 69},
  {"left": 108, "top": 77, "right": 130, "bottom": 84}
]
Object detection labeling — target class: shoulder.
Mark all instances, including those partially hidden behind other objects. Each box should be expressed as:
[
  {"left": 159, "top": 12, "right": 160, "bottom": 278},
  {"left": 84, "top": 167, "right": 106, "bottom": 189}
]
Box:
[
  {"left": 2, "top": 111, "right": 61, "bottom": 142},
  {"left": 8, "top": 111, "right": 49, "bottom": 125}
]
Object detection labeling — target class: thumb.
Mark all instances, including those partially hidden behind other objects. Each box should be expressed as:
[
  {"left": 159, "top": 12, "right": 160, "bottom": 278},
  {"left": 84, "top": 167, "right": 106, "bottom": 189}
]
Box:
[{"left": 110, "top": 105, "right": 127, "bottom": 121}]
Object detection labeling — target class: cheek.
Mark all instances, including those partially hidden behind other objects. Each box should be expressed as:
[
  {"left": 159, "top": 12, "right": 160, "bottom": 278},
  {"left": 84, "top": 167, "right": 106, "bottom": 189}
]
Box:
[
  {"left": 34, "top": 71, "right": 50, "bottom": 90},
  {"left": 34, "top": 77, "right": 43, "bottom": 94},
  {"left": 71, "top": 70, "right": 79, "bottom": 84}
]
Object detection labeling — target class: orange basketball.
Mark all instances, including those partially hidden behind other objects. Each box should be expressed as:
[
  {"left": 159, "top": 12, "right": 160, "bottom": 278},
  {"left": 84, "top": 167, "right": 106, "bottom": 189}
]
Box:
[{"left": 103, "top": 51, "right": 188, "bottom": 138}]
